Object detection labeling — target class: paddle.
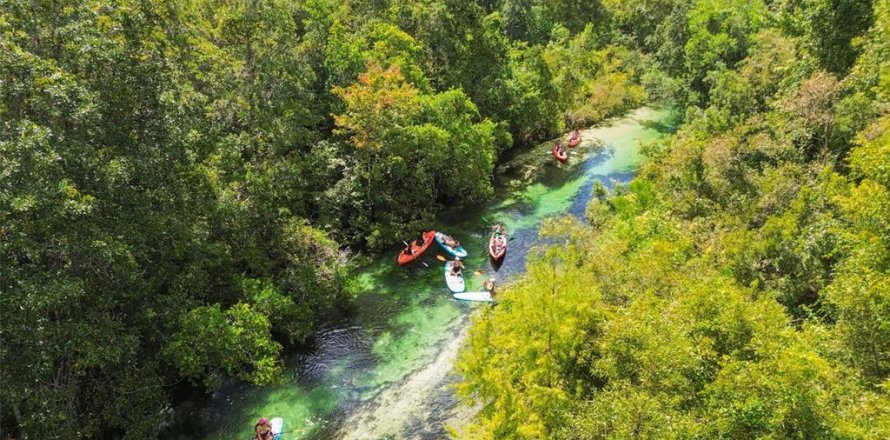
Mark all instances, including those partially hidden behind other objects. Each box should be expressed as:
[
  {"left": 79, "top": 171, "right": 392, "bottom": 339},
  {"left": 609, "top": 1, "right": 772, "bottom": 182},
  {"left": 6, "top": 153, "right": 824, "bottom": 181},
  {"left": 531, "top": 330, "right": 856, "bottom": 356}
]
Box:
[
  {"left": 436, "top": 254, "right": 448, "bottom": 262},
  {"left": 402, "top": 241, "right": 429, "bottom": 267}
]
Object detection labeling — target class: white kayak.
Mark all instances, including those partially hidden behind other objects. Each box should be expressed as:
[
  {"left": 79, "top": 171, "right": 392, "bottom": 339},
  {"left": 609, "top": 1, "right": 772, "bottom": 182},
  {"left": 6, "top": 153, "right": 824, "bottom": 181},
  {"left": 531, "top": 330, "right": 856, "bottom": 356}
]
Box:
[
  {"left": 270, "top": 417, "right": 284, "bottom": 440},
  {"left": 453, "top": 290, "right": 494, "bottom": 302},
  {"left": 444, "top": 261, "right": 466, "bottom": 293}
]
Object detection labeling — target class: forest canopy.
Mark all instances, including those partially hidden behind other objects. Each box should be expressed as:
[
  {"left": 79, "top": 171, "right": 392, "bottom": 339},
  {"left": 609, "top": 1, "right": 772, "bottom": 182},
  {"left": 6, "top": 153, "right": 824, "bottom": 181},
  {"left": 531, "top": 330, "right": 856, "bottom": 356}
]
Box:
[
  {"left": 0, "top": 0, "right": 647, "bottom": 437},
  {"left": 456, "top": 0, "right": 890, "bottom": 438},
  {"left": 2, "top": 0, "right": 889, "bottom": 438}
]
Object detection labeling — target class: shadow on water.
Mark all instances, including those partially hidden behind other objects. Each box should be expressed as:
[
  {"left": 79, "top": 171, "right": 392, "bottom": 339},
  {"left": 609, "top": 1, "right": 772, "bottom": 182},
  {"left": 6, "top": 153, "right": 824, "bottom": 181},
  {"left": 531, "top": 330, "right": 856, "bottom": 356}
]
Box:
[
  {"left": 174, "top": 107, "right": 675, "bottom": 440},
  {"left": 640, "top": 119, "right": 674, "bottom": 134}
]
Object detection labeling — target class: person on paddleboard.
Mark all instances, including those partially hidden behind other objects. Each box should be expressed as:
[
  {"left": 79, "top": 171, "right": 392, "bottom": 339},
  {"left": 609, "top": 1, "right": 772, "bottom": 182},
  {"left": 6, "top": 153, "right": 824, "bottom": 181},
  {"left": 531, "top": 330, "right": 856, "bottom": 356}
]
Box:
[
  {"left": 254, "top": 417, "right": 274, "bottom": 440},
  {"left": 451, "top": 257, "right": 464, "bottom": 275}
]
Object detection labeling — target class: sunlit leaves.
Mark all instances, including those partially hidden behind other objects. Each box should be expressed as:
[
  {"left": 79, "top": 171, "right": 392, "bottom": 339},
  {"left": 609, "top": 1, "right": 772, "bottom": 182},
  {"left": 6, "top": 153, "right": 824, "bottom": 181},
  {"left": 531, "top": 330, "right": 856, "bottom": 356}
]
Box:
[
  {"left": 459, "top": 3, "right": 890, "bottom": 437},
  {"left": 334, "top": 62, "right": 421, "bottom": 151},
  {"left": 332, "top": 60, "right": 497, "bottom": 248},
  {"left": 165, "top": 303, "right": 282, "bottom": 388}
]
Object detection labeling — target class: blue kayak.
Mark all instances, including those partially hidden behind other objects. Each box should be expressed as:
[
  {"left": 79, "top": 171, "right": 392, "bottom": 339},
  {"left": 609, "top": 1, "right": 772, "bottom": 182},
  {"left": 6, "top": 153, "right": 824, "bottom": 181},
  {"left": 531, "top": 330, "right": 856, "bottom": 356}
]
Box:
[{"left": 435, "top": 232, "right": 468, "bottom": 258}]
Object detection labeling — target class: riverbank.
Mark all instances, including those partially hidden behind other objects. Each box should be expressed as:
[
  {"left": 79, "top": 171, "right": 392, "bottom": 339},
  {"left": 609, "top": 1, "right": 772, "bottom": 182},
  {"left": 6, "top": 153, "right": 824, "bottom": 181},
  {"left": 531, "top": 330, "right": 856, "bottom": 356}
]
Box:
[{"left": 177, "top": 106, "right": 674, "bottom": 440}]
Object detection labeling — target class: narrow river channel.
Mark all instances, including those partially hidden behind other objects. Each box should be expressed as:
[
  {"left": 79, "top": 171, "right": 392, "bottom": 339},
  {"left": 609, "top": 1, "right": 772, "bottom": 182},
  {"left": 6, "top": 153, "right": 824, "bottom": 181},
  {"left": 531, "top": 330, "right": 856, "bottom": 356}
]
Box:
[{"left": 182, "top": 107, "right": 674, "bottom": 440}]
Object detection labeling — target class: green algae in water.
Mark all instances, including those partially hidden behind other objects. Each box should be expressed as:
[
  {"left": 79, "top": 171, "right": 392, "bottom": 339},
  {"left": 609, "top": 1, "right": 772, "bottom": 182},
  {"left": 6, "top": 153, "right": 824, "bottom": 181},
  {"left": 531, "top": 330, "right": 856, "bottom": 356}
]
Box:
[
  {"left": 191, "top": 107, "right": 674, "bottom": 440},
  {"left": 365, "top": 299, "right": 462, "bottom": 396}
]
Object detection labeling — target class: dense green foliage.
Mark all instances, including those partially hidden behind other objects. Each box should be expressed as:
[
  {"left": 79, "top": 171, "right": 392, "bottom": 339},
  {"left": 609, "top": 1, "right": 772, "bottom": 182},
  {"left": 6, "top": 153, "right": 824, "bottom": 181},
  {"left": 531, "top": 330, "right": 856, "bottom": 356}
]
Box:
[
  {"left": 457, "top": 0, "right": 890, "bottom": 438},
  {"left": 5, "top": 0, "right": 887, "bottom": 438},
  {"left": 0, "top": 0, "right": 652, "bottom": 438}
]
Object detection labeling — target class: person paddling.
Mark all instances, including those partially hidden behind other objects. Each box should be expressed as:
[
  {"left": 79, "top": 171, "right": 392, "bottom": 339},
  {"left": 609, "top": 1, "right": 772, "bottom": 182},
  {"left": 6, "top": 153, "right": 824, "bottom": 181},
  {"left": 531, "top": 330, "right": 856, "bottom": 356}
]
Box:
[
  {"left": 571, "top": 129, "right": 580, "bottom": 141},
  {"left": 254, "top": 417, "right": 274, "bottom": 440}
]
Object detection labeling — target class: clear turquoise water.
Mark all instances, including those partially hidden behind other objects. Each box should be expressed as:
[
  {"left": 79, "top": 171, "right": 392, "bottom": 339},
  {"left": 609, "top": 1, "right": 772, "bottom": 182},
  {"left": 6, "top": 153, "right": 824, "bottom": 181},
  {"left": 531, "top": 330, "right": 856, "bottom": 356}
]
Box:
[{"left": 184, "top": 107, "right": 674, "bottom": 440}]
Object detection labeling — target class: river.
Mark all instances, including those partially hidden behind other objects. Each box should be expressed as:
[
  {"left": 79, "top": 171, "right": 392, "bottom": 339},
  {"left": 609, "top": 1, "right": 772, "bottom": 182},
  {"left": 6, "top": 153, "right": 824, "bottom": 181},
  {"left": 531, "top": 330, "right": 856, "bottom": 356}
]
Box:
[{"left": 180, "top": 107, "right": 674, "bottom": 440}]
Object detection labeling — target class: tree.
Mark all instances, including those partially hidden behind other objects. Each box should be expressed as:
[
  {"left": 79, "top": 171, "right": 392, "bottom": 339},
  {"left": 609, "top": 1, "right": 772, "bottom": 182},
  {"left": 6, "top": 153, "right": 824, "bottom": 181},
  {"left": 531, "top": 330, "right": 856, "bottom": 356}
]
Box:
[{"left": 332, "top": 61, "right": 498, "bottom": 248}]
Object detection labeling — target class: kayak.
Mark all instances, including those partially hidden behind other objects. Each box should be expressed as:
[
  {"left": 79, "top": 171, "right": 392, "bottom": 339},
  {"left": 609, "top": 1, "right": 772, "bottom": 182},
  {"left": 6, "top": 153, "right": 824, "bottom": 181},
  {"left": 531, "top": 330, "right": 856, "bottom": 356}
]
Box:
[
  {"left": 488, "top": 230, "right": 507, "bottom": 261},
  {"left": 552, "top": 145, "right": 567, "bottom": 163},
  {"left": 568, "top": 134, "right": 581, "bottom": 147},
  {"left": 444, "top": 261, "right": 466, "bottom": 293},
  {"left": 435, "top": 232, "right": 468, "bottom": 258},
  {"left": 270, "top": 417, "right": 284, "bottom": 440},
  {"left": 397, "top": 230, "right": 436, "bottom": 266},
  {"left": 453, "top": 291, "right": 494, "bottom": 302}
]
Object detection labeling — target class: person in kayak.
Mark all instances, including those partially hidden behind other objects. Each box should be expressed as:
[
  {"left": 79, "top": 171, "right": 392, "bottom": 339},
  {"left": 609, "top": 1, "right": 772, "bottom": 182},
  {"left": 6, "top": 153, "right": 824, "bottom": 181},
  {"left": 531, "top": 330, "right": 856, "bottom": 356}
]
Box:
[
  {"left": 555, "top": 142, "right": 566, "bottom": 156},
  {"left": 451, "top": 257, "right": 464, "bottom": 275},
  {"left": 570, "top": 129, "right": 580, "bottom": 141},
  {"left": 442, "top": 234, "right": 460, "bottom": 249},
  {"left": 492, "top": 235, "right": 505, "bottom": 254},
  {"left": 491, "top": 224, "right": 506, "bottom": 255},
  {"left": 254, "top": 417, "right": 274, "bottom": 440},
  {"left": 414, "top": 233, "right": 426, "bottom": 247}
]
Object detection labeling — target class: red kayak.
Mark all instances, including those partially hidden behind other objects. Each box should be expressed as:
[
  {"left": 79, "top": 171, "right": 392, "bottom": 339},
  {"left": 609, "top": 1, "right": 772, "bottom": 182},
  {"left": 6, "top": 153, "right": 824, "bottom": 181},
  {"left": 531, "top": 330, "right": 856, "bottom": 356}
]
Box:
[
  {"left": 489, "top": 230, "right": 507, "bottom": 261},
  {"left": 397, "top": 230, "right": 436, "bottom": 266},
  {"left": 552, "top": 144, "right": 568, "bottom": 163},
  {"left": 568, "top": 134, "right": 581, "bottom": 147}
]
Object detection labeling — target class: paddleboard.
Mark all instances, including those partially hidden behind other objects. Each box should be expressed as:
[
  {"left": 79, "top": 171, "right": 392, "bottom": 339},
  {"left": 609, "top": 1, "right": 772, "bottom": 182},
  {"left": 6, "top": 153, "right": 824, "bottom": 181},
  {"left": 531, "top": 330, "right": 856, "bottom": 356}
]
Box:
[
  {"left": 270, "top": 417, "right": 283, "bottom": 440},
  {"left": 453, "top": 291, "right": 494, "bottom": 302},
  {"left": 444, "top": 261, "right": 466, "bottom": 293}
]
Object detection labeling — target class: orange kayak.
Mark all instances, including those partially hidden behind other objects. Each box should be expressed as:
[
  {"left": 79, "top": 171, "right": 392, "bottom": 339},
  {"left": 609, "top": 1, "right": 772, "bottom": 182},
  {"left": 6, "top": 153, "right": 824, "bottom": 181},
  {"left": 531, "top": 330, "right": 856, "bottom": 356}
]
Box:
[
  {"left": 568, "top": 136, "right": 580, "bottom": 147},
  {"left": 397, "top": 230, "right": 436, "bottom": 266},
  {"left": 552, "top": 145, "right": 567, "bottom": 163}
]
